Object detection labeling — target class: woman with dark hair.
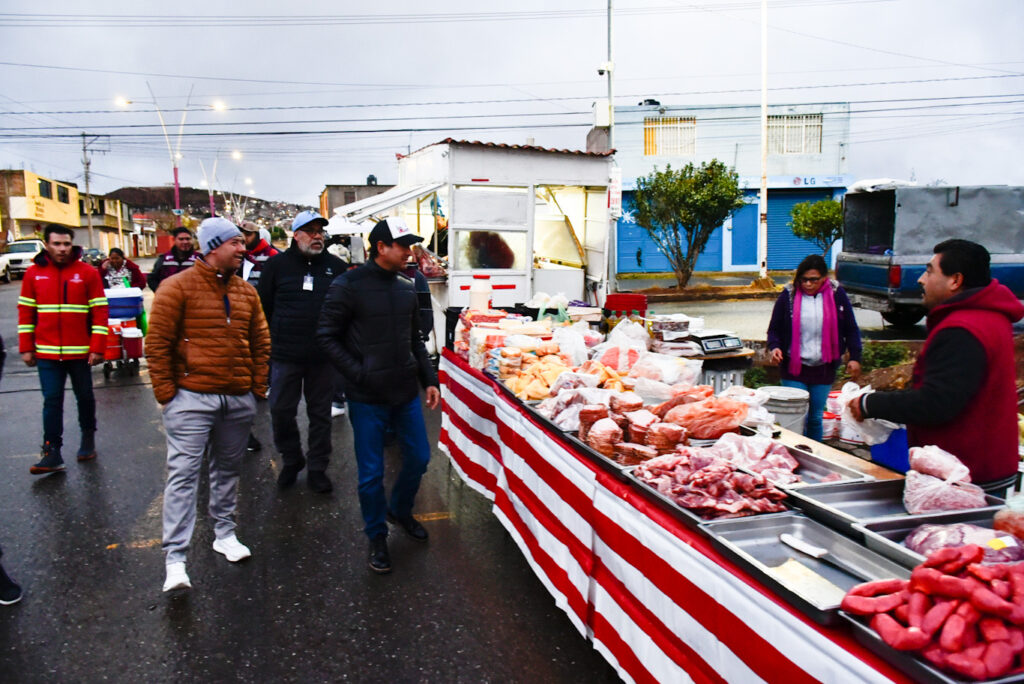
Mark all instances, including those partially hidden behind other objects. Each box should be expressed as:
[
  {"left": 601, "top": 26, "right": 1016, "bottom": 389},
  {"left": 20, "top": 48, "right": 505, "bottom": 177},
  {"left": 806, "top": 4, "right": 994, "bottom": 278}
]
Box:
[
  {"left": 766, "top": 254, "right": 863, "bottom": 441},
  {"left": 98, "top": 247, "right": 146, "bottom": 289}
]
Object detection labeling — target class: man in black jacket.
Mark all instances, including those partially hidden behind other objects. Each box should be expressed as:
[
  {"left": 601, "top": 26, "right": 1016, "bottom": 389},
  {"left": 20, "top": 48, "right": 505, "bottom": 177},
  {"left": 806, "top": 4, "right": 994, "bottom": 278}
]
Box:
[
  {"left": 147, "top": 227, "right": 199, "bottom": 291},
  {"left": 316, "top": 217, "right": 440, "bottom": 574},
  {"left": 259, "top": 211, "right": 346, "bottom": 493}
]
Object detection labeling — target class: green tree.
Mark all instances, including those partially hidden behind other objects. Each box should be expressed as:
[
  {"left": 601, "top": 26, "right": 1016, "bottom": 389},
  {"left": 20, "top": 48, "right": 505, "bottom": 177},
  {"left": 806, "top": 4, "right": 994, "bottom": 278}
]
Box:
[
  {"left": 789, "top": 198, "right": 843, "bottom": 256},
  {"left": 634, "top": 160, "right": 745, "bottom": 289}
]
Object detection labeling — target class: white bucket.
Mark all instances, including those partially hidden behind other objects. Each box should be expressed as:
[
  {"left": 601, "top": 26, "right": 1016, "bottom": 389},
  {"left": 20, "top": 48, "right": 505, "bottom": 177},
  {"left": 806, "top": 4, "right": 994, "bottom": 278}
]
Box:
[
  {"left": 761, "top": 385, "right": 810, "bottom": 434},
  {"left": 469, "top": 281, "right": 492, "bottom": 311}
]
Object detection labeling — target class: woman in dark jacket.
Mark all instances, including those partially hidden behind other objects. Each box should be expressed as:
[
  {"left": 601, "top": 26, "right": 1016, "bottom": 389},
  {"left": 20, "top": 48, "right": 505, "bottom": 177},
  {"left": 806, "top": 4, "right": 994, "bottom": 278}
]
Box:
[{"left": 766, "top": 254, "right": 863, "bottom": 441}]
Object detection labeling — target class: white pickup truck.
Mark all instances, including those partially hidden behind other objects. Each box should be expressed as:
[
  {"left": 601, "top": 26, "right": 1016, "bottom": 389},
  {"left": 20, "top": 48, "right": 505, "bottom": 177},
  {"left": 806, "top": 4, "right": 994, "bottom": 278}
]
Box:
[{"left": 0, "top": 239, "right": 45, "bottom": 282}]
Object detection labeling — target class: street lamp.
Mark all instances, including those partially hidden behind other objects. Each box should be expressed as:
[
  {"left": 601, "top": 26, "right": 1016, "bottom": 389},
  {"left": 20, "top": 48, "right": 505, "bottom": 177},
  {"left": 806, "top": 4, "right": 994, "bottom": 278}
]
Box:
[{"left": 198, "top": 156, "right": 220, "bottom": 217}]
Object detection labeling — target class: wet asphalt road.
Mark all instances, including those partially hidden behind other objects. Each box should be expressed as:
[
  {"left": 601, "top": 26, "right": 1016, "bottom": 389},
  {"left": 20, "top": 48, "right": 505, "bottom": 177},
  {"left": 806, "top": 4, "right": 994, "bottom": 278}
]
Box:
[{"left": 0, "top": 277, "right": 620, "bottom": 683}]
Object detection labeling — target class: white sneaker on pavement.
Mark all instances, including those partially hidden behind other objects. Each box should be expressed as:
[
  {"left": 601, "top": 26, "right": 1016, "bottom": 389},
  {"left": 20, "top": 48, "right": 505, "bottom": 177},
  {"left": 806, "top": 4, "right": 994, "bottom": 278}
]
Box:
[
  {"left": 163, "top": 562, "right": 191, "bottom": 592},
  {"left": 212, "top": 534, "right": 252, "bottom": 562},
  {"left": 331, "top": 404, "right": 346, "bottom": 418}
]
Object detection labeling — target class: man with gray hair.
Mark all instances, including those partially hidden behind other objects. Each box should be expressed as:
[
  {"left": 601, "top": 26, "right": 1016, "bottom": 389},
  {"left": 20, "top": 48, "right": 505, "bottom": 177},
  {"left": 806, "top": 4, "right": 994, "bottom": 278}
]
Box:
[{"left": 147, "top": 216, "right": 271, "bottom": 592}]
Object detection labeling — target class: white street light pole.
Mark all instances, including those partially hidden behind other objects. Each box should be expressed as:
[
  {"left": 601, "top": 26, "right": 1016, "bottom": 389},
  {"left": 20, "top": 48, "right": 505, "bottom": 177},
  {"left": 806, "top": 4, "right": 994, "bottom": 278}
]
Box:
[
  {"left": 147, "top": 82, "right": 193, "bottom": 227},
  {"left": 757, "top": 0, "right": 769, "bottom": 279}
]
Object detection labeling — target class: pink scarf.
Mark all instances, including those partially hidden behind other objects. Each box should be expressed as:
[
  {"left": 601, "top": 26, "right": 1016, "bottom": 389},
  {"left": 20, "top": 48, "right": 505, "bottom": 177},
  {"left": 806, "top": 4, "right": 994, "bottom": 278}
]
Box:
[{"left": 788, "top": 279, "right": 840, "bottom": 376}]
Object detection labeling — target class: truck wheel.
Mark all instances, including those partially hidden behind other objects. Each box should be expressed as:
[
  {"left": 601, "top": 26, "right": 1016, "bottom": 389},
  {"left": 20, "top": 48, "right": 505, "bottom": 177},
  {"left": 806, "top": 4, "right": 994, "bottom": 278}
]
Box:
[
  {"left": 882, "top": 307, "right": 925, "bottom": 328},
  {"left": 0, "top": 267, "right": 9, "bottom": 283}
]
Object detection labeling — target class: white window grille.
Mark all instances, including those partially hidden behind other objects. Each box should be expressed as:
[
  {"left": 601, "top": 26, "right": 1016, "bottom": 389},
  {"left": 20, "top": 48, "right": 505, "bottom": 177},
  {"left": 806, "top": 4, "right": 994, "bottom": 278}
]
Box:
[
  {"left": 643, "top": 116, "right": 696, "bottom": 156},
  {"left": 767, "top": 114, "right": 822, "bottom": 154}
]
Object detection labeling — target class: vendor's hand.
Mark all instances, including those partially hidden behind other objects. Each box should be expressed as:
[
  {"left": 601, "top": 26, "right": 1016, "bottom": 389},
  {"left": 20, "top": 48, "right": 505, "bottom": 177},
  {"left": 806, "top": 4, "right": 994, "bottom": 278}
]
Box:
[
  {"left": 87, "top": 352, "right": 103, "bottom": 366},
  {"left": 768, "top": 348, "right": 783, "bottom": 365},
  {"left": 847, "top": 397, "right": 864, "bottom": 422},
  {"left": 21, "top": 351, "right": 35, "bottom": 367},
  {"left": 846, "top": 360, "right": 862, "bottom": 379},
  {"left": 425, "top": 386, "right": 441, "bottom": 410}
]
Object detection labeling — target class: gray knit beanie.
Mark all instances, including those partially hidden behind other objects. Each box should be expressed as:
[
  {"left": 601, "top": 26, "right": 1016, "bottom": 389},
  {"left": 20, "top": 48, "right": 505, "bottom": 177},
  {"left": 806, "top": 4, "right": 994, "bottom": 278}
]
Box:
[{"left": 197, "top": 217, "right": 242, "bottom": 255}]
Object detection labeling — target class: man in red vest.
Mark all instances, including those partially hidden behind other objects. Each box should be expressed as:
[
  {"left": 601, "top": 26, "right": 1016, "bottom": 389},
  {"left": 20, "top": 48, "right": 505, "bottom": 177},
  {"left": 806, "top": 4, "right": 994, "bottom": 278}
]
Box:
[
  {"left": 849, "top": 239, "right": 1024, "bottom": 492},
  {"left": 18, "top": 224, "right": 109, "bottom": 474}
]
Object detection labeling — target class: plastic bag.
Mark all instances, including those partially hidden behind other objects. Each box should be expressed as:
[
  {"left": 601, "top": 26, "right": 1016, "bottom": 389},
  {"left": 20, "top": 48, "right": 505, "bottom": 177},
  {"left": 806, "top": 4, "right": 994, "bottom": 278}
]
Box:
[
  {"left": 627, "top": 352, "right": 702, "bottom": 386},
  {"left": 589, "top": 342, "right": 643, "bottom": 373},
  {"left": 552, "top": 324, "right": 589, "bottom": 367},
  {"left": 908, "top": 445, "right": 971, "bottom": 484},
  {"left": 631, "top": 377, "right": 677, "bottom": 403},
  {"left": 903, "top": 470, "right": 988, "bottom": 515},
  {"left": 607, "top": 319, "right": 650, "bottom": 350},
  {"left": 548, "top": 371, "right": 601, "bottom": 397},
  {"left": 663, "top": 397, "right": 749, "bottom": 440},
  {"left": 838, "top": 382, "right": 900, "bottom": 446},
  {"left": 718, "top": 385, "right": 770, "bottom": 408}
]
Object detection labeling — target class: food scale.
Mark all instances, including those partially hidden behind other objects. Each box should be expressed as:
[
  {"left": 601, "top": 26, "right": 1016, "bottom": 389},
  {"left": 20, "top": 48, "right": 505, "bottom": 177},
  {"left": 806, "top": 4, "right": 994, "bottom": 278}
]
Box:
[{"left": 687, "top": 329, "right": 744, "bottom": 354}]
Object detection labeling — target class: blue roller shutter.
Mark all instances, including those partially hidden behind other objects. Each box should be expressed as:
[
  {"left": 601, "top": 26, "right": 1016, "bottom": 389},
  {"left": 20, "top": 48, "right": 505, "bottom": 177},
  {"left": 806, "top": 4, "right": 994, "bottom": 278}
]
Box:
[
  {"left": 767, "top": 190, "right": 832, "bottom": 270},
  {"left": 617, "top": 192, "right": 722, "bottom": 273}
]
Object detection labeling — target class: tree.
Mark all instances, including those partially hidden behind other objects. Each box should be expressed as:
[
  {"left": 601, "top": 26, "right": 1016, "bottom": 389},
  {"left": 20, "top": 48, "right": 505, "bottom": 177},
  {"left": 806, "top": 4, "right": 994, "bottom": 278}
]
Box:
[
  {"left": 789, "top": 198, "right": 843, "bottom": 256},
  {"left": 633, "top": 160, "right": 745, "bottom": 289}
]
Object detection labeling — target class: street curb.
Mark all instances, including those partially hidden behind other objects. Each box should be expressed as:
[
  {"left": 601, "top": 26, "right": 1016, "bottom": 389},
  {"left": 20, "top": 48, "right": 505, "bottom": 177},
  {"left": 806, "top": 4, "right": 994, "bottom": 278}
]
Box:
[{"left": 639, "top": 289, "right": 782, "bottom": 303}]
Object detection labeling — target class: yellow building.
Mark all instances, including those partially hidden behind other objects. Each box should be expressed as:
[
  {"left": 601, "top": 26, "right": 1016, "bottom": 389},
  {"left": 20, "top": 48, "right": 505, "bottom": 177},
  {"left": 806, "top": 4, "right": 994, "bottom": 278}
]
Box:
[{"left": 0, "top": 170, "right": 81, "bottom": 246}]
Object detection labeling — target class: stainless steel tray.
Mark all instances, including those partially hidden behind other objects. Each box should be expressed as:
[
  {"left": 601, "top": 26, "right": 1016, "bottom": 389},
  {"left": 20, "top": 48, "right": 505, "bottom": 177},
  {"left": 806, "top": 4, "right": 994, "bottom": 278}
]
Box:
[
  {"left": 786, "top": 479, "right": 1004, "bottom": 539},
  {"left": 772, "top": 443, "right": 872, "bottom": 489},
  {"left": 852, "top": 508, "right": 1003, "bottom": 569},
  {"left": 623, "top": 465, "right": 715, "bottom": 531},
  {"left": 701, "top": 512, "right": 909, "bottom": 625},
  {"left": 842, "top": 611, "right": 1024, "bottom": 683}
]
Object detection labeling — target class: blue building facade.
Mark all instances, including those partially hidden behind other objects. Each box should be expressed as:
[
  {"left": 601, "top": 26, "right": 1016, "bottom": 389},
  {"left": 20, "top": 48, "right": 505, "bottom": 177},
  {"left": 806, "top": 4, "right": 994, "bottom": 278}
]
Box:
[{"left": 609, "top": 102, "right": 851, "bottom": 273}]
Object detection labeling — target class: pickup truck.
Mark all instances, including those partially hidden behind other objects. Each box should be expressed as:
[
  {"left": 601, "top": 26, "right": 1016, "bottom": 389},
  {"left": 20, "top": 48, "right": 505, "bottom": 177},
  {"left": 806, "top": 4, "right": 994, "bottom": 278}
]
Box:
[
  {"left": 0, "top": 239, "right": 45, "bottom": 282},
  {"left": 835, "top": 185, "right": 1024, "bottom": 328}
]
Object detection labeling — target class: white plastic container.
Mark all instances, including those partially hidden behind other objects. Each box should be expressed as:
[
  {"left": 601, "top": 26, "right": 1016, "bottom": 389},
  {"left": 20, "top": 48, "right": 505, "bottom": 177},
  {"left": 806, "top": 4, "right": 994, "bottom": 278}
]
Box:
[
  {"left": 468, "top": 281, "right": 493, "bottom": 311},
  {"left": 761, "top": 385, "right": 810, "bottom": 434}
]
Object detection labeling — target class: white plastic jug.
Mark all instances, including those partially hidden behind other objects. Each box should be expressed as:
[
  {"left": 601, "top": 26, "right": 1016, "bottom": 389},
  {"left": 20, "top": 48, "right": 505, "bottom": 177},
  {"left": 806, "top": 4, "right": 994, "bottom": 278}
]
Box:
[{"left": 469, "top": 281, "right": 492, "bottom": 311}]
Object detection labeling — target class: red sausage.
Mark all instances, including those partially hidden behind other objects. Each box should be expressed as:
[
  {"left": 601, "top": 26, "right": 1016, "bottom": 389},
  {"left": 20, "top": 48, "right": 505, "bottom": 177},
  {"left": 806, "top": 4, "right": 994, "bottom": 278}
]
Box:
[
  {"left": 893, "top": 604, "right": 910, "bottom": 625},
  {"left": 921, "top": 643, "right": 949, "bottom": 667},
  {"left": 907, "top": 591, "right": 931, "bottom": 629},
  {"left": 923, "top": 547, "right": 962, "bottom": 568},
  {"left": 968, "top": 563, "right": 1007, "bottom": 583},
  {"left": 984, "top": 641, "right": 1016, "bottom": 679},
  {"left": 1007, "top": 627, "right": 1024, "bottom": 652},
  {"left": 940, "top": 614, "right": 969, "bottom": 652},
  {"left": 840, "top": 590, "right": 908, "bottom": 616},
  {"left": 946, "top": 651, "right": 988, "bottom": 681},
  {"left": 992, "top": 579, "right": 1013, "bottom": 600},
  {"left": 940, "top": 545, "right": 987, "bottom": 575},
  {"left": 847, "top": 578, "right": 907, "bottom": 597},
  {"left": 956, "top": 600, "right": 983, "bottom": 626},
  {"left": 911, "top": 567, "right": 973, "bottom": 598},
  {"left": 979, "top": 616, "right": 1011, "bottom": 642},
  {"left": 1009, "top": 572, "right": 1024, "bottom": 606},
  {"left": 922, "top": 600, "right": 959, "bottom": 638},
  {"left": 870, "top": 613, "right": 931, "bottom": 651},
  {"left": 970, "top": 586, "right": 1018, "bottom": 619}
]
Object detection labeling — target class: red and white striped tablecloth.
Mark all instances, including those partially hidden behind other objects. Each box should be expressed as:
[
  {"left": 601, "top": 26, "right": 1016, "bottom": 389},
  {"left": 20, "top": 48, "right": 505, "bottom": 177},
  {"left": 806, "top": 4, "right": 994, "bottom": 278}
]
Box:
[{"left": 439, "top": 350, "right": 910, "bottom": 684}]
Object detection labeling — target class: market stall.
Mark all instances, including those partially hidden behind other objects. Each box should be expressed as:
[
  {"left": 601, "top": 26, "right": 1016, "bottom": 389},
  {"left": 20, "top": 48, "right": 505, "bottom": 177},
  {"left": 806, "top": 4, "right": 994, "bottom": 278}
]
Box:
[{"left": 438, "top": 306, "right": 1020, "bottom": 683}]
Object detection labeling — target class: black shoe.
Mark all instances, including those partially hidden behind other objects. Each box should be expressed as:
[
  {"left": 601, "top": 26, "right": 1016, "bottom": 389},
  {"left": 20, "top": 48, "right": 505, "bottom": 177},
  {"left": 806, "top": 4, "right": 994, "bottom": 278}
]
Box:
[
  {"left": 368, "top": 534, "right": 391, "bottom": 574},
  {"left": 277, "top": 458, "right": 305, "bottom": 489},
  {"left": 30, "top": 442, "right": 65, "bottom": 475},
  {"left": 76, "top": 430, "right": 96, "bottom": 462},
  {"left": 387, "top": 511, "right": 428, "bottom": 542},
  {"left": 0, "top": 563, "right": 21, "bottom": 606},
  {"left": 247, "top": 434, "right": 262, "bottom": 452},
  {"left": 307, "top": 470, "right": 333, "bottom": 494}
]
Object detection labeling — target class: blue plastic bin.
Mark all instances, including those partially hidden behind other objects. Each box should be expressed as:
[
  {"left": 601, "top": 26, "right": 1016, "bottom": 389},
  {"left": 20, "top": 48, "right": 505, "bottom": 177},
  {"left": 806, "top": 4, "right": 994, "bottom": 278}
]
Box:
[
  {"left": 870, "top": 427, "right": 909, "bottom": 473},
  {"left": 104, "top": 287, "right": 144, "bottom": 319}
]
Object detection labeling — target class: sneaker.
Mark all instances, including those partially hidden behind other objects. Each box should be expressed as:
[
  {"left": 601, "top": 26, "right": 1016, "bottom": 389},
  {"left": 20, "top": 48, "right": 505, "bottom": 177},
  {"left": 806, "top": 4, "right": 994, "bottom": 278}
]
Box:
[
  {"left": 77, "top": 430, "right": 96, "bottom": 462},
  {"left": 387, "top": 511, "right": 429, "bottom": 542},
  {"left": 0, "top": 564, "right": 22, "bottom": 605},
  {"left": 30, "top": 442, "right": 65, "bottom": 475},
  {"left": 246, "top": 434, "right": 262, "bottom": 452},
  {"left": 368, "top": 534, "right": 391, "bottom": 574},
  {"left": 307, "top": 470, "right": 333, "bottom": 494},
  {"left": 162, "top": 562, "right": 191, "bottom": 592},
  {"left": 330, "top": 403, "right": 346, "bottom": 418},
  {"left": 212, "top": 534, "right": 251, "bottom": 562},
  {"left": 277, "top": 459, "right": 305, "bottom": 489}
]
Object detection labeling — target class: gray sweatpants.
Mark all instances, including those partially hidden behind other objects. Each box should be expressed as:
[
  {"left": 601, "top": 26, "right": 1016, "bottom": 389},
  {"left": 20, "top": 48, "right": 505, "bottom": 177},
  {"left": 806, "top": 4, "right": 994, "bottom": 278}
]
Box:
[{"left": 161, "top": 389, "right": 257, "bottom": 564}]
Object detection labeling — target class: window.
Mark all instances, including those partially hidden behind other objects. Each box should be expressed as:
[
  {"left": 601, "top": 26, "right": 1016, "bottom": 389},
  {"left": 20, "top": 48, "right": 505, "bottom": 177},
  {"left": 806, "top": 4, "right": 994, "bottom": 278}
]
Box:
[
  {"left": 643, "top": 116, "right": 696, "bottom": 156},
  {"left": 57, "top": 185, "right": 69, "bottom": 203},
  {"left": 38, "top": 179, "right": 52, "bottom": 199},
  {"left": 767, "top": 114, "right": 822, "bottom": 154}
]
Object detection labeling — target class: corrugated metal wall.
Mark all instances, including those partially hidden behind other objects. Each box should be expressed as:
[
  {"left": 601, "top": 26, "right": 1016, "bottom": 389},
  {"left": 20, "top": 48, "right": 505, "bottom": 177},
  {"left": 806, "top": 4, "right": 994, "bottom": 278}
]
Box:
[
  {"left": 766, "top": 190, "right": 833, "bottom": 269},
  {"left": 616, "top": 192, "right": 722, "bottom": 273}
]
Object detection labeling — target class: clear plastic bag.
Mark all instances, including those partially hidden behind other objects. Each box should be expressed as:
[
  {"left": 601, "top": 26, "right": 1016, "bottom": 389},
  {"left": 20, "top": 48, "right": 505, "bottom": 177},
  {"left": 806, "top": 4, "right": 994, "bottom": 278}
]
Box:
[
  {"left": 627, "top": 352, "right": 702, "bottom": 386},
  {"left": 908, "top": 445, "right": 971, "bottom": 484},
  {"left": 552, "top": 323, "right": 590, "bottom": 367},
  {"left": 838, "top": 382, "right": 900, "bottom": 446},
  {"left": 903, "top": 470, "right": 987, "bottom": 515}
]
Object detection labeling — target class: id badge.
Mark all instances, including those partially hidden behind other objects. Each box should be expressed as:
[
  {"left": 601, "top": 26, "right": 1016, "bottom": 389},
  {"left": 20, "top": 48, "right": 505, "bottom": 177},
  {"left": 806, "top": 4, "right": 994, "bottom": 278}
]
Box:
[{"left": 302, "top": 274, "right": 314, "bottom": 291}]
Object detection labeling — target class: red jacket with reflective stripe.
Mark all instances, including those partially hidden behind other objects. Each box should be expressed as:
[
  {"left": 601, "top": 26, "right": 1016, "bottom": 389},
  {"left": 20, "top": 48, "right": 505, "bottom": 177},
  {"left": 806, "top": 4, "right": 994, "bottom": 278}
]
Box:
[{"left": 18, "top": 247, "right": 109, "bottom": 360}]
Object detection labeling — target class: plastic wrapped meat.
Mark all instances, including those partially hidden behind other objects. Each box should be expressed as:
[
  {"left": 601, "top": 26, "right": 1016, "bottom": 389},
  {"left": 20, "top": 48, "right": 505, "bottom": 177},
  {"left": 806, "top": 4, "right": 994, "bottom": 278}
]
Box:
[
  {"left": 610, "top": 392, "right": 643, "bottom": 414},
  {"left": 663, "top": 397, "right": 749, "bottom": 440},
  {"left": 651, "top": 385, "right": 715, "bottom": 419},
  {"left": 548, "top": 371, "right": 601, "bottom": 398},
  {"left": 908, "top": 445, "right": 971, "bottom": 484},
  {"left": 904, "top": 523, "right": 1024, "bottom": 564},
  {"left": 647, "top": 423, "right": 686, "bottom": 452},
  {"left": 903, "top": 470, "right": 988, "bottom": 515},
  {"left": 596, "top": 345, "right": 641, "bottom": 372},
  {"left": 553, "top": 403, "right": 583, "bottom": 432},
  {"left": 578, "top": 404, "right": 609, "bottom": 442},
  {"left": 586, "top": 418, "right": 622, "bottom": 457},
  {"left": 707, "top": 433, "right": 801, "bottom": 485},
  {"left": 624, "top": 409, "right": 659, "bottom": 444}
]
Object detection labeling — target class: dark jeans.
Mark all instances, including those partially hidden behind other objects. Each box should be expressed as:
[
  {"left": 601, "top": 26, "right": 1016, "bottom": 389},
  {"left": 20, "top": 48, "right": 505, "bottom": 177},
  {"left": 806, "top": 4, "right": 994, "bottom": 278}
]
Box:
[
  {"left": 332, "top": 366, "right": 346, "bottom": 406},
  {"left": 269, "top": 360, "right": 333, "bottom": 472},
  {"left": 38, "top": 358, "right": 96, "bottom": 446},
  {"left": 348, "top": 397, "right": 431, "bottom": 539}
]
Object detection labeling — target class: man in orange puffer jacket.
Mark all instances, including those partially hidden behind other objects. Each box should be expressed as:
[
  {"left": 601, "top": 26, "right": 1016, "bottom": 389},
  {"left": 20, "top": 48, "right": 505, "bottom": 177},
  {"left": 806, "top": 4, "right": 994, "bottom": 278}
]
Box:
[{"left": 18, "top": 224, "right": 108, "bottom": 474}]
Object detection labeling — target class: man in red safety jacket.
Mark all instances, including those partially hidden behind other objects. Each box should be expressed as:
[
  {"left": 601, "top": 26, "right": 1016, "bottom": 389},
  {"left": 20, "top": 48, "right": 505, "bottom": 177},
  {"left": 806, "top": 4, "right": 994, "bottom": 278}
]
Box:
[{"left": 18, "top": 224, "right": 109, "bottom": 474}]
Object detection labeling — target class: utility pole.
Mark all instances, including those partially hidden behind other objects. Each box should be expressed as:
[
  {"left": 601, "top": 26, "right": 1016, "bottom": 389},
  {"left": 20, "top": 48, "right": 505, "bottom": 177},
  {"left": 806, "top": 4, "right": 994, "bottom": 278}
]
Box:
[
  {"left": 757, "top": 0, "right": 769, "bottom": 279},
  {"left": 607, "top": 0, "right": 614, "bottom": 150},
  {"left": 80, "top": 133, "right": 109, "bottom": 250}
]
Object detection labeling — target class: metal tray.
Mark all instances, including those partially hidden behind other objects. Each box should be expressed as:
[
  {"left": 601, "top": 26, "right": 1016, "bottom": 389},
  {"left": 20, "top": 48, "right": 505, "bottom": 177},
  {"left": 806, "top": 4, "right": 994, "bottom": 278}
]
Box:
[
  {"left": 842, "top": 611, "right": 1024, "bottom": 684},
  {"left": 773, "top": 443, "right": 873, "bottom": 489},
  {"left": 561, "top": 432, "right": 650, "bottom": 474},
  {"left": 786, "top": 479, "right": 1004, "bottom": 539},
  {"left": 852, "top": 508, "right": 1004, "bottom": 569},
  {"left": 701, "top": 512, "right": 909, "bottom": 625}
]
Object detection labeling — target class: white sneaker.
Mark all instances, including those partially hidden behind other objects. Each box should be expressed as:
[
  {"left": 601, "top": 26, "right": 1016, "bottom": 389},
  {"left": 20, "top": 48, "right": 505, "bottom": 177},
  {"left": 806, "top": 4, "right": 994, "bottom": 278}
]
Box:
[
  {"left": 212, "top": 534, "right": 251, "bottom": 562},
  {"left": 163, "top": 562, "right": 191, "bottom": 592},
  {"left": 331, "top": 404, "right": 346, "bottom": 417}
]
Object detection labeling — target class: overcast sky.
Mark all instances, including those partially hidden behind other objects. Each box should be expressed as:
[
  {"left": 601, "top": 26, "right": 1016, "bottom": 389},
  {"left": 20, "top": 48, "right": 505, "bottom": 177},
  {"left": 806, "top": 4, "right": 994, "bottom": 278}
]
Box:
[{"left": 1, "top": 0, "right": 1021, "bottom": 206}]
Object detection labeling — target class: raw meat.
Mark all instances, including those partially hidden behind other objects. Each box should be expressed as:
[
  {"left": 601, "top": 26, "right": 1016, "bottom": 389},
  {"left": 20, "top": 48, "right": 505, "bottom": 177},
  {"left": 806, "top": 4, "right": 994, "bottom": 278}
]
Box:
[
  {"left": 663, "top": 397, "right": 749, "bottom": 439},
  {"left": 586, "top": 418, "right": 622, "bottom": 457},
  {"left": 624, "top": 409, "right": 659, "bottom": 444},
  {"left": 908, "top": 445, "right": 971, "bottom": 484},
  {"left": 597, "top": 345, "right": 641, "bottom": 372},
  {"left": 552, "top": 403, "right": 583, "bottom": 432},
  {"left": 903, "top": 471, "right": 988, "bottom": 515},
  {"left": 610, "top": 392, "right": 643, "bottom": 414},
  {"left": 651, "top": 385, "right": 714, "bottom": 419},
  {"left": 578, "top": 404, "right": 609, "bottom": 442},
  {"left": 903, "top": 523, "right": 1024, "bottom": 564},
  {"left": 647, "top": 422, "right": 686, "bottom": 452},
  {"left": 612, "top": 442, "right": 658, "bottom": 465}
]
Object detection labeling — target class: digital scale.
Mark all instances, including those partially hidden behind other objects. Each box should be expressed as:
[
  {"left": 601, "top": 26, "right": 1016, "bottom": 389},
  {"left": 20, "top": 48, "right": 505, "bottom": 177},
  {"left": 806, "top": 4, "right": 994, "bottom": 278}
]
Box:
[{"left": 687, "top": 329, "right": 744, "bottom": 355}]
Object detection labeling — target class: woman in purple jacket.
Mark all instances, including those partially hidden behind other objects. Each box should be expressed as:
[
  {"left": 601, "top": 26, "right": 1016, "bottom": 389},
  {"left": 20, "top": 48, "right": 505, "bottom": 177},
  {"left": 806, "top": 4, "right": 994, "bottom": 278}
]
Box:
[{"left": 766, "top": 254, "right": 863, "bottom": 441}]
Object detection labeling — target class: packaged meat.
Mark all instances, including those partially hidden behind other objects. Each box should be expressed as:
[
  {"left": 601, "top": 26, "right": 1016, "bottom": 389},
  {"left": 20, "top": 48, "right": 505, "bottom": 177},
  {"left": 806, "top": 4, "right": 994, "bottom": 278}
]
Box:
[
  {"left": 625, "top": 409, "right": 659, "bottom": 443},
  {"left": 593, "top": 345, "right": 642, "bottom": 372},
  {"left": 646, "top": 422, "right": 686, "bottom": 451},
  {"left": 612, "top": 442, "right": 658, "bottom": 465},
  {"left": 993, "top": 495, "right": 1024, "bottom": 540},
  {"left": 663, "top": 397, "right": 749, "bottom": 440},
  {"left": 908, "top": 445, "right": 971, "bottom": 484},
  {"left": 651, "top": 340, "right": 702, "bottom": 357},
  {"left": 553, "top": 403, "right": 583, "bottom": 432},
  {"left": 903, "top": 470, "right": 988, "bottom": 515},
  {"left": 609, "top": 392, "right": 643, "bottom": 414},
  {"left": 578, "top": 404, "right": 609, "bottom": 442},
  {"left": 627, "top": 352, "right": 702, "bottom": 386},
  {"left": 586, "top": 418, "right": 622, "bottom": 456},
  {"left": 708, "top": 432, "right": 801, "bottom": 485},
  {"left": 904, "top": 523, "right": 1024, "bottom": 564},
  {"left": 651, "top": 384, "right": 714, "bottom": 418},
  {"left": 608, "top": 411, "right": 629, "bottom": 431},
  {"left": 548, "top": 371, "right": 600, "bottom": 398},
  {"left": 648, "top": 314, "right": 691, "bottom": 332}
]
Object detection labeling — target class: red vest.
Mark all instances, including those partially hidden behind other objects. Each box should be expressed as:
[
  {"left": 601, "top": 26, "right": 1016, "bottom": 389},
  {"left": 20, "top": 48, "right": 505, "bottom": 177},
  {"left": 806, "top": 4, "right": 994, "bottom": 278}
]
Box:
[{"left": 909, "top": 280, "right": 1023, "bottom": 483}]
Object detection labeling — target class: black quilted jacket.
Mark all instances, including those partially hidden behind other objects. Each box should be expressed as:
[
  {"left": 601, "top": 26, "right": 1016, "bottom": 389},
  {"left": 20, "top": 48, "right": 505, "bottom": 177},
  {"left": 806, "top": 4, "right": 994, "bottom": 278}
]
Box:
[{"left": 316, "top": 260, "right": 437, "bottom": 405}]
